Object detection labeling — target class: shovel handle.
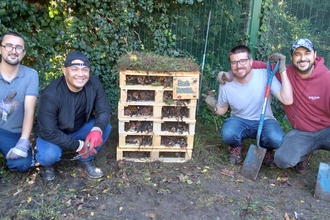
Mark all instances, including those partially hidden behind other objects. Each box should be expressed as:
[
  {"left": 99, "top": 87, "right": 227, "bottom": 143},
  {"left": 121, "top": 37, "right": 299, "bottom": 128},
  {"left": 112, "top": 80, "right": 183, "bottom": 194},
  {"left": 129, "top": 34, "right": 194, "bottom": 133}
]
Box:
[{"left": 256, "top": 60, "right": 280, "bottom": 146}]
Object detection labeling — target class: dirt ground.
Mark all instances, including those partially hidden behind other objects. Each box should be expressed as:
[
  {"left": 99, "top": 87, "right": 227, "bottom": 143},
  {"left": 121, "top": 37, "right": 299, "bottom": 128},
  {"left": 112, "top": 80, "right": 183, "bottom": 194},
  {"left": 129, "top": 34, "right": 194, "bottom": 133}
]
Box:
[{"left": 1, "top": 121, "right": 330, "bottom": 220}]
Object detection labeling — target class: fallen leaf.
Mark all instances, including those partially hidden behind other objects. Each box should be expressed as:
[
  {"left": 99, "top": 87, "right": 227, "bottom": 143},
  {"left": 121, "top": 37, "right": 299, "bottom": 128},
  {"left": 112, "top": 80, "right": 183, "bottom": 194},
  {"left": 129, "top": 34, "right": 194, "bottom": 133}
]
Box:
[
  {"left": 98, "top": 204, "right": 106, "bottom": 210},
  {"left": 201, "top": 169, "right": 208, "bottom": 173},
  {"left": 220, "top": 169, "right": 234, "bottom": 177},
  {"left": 236, "top": 178, "right": 244, "bottom": 183},
  {"left": 178, "top": 173, "right": 185, "bottom": 182},
  {"left": 292, "top": 180, "right": 306, "bottom": 188},
  {"left": 284, "top": 212, "right": 290, "bottom": 220},
  {"left": 77, "top": 204, "right": 83, "bottom": 211},
  {"left": 102, "top": 189, "right": 109, "bottom": 194},
  {"left": 13, "top": 189, "right": 22, "bottom": 196},
  {"left": 79, "top": 172, "right": 87, "bottom": 178},
  {"left": 145, "top": 213, "right": 155, "bottom": 218},
  {"left": 276, "top": 177, "right": 289, "bottom": 182},
  {"left": 118, "top": 160, "right": 125, "bottom": 169}
]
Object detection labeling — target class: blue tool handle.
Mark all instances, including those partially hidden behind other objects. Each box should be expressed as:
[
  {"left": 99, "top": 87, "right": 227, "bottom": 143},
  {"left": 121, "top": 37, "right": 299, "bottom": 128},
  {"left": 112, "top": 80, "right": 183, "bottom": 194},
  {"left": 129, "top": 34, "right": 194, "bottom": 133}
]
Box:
[{"left": 256, "top": 60, "right": 280, "bottom": 147}]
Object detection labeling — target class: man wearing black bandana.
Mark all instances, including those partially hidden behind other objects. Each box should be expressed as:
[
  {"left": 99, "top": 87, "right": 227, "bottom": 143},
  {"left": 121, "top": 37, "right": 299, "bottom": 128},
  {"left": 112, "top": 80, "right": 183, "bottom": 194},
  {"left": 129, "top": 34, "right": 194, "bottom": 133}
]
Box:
[{"left": 36, "top": 50, "right": 112, "bottom": 181}]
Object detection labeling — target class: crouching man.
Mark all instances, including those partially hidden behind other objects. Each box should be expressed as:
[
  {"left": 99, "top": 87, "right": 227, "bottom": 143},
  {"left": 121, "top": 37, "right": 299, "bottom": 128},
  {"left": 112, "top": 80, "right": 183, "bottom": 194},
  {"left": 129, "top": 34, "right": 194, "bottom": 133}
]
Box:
[{"left": 36, "top": 50, "right": 112, "bottom": 181}]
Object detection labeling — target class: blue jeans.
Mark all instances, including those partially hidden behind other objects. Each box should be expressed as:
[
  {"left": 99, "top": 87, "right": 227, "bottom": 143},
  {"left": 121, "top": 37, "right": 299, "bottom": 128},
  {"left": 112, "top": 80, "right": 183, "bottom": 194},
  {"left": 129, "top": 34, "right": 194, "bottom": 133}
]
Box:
[
  {"left": 0, "top": 128, "right": 34, "bottom": 172},
  {"left": 220, "top": 116, "right": 284, "bottom": 150},
  {"left": 36, "top": 120, "right": 112, "bottom": 166},
  {"left": 274, "top": 126, "right": 330, "bottom": 168}
]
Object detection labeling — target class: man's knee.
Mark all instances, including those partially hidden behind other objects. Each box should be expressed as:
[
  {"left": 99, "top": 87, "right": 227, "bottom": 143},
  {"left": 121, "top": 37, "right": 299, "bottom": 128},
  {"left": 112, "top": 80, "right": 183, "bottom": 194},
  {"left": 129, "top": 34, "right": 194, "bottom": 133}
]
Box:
[
  {"left": 36, "top": 149, "right": 59, "bottom": 166},
  {"left": 274, "top": 151, "right": 295, "bottom": 168},
  {"left": 7, "top": 158, "right": 33, "bottom": 173}
]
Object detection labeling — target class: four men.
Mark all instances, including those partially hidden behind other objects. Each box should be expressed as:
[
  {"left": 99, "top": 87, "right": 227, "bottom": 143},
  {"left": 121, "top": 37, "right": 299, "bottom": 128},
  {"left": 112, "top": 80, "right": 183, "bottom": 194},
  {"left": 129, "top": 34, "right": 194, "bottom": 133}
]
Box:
[{"left": 1, "top": 31, "right": 329, "bottom": 181}]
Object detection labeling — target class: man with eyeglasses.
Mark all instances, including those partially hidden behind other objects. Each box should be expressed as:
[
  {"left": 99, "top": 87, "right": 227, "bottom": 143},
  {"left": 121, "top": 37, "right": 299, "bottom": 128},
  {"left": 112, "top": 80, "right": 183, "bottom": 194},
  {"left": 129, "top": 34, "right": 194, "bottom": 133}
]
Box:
[
  {"left": 203, "top": 45, "right": 293, "bottom": 166},
  {"left": 35, "top": 50, "right": 112, "bottom": 181},
  {"left": 0, "top": 31, "right": 39, "bottom": 172}
]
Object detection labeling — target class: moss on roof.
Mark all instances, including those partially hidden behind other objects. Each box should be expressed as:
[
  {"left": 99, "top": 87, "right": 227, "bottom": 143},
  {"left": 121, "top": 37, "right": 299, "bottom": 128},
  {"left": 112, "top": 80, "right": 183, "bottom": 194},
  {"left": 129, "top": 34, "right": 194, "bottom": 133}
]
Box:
[{"left": 117, "top": 51, "right": 200, "bottom": 72}]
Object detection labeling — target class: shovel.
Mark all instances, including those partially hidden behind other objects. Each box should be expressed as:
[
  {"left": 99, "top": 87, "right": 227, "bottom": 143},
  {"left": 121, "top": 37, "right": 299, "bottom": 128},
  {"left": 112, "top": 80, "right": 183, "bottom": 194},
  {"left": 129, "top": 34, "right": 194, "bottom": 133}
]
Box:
[
  {"left": 314, "top": 162, "right": 330, "bottom": 201},
  {"left": 241, "top": 60, "right": 279, "bottom": 180}
]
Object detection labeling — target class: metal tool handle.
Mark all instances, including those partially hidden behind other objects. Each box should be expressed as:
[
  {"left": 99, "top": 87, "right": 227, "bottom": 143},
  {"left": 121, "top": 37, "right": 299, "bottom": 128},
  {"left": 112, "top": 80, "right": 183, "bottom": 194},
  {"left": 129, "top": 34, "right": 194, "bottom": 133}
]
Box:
[{"left": 71, "top": 141, "right": 91, "bottom": 161}]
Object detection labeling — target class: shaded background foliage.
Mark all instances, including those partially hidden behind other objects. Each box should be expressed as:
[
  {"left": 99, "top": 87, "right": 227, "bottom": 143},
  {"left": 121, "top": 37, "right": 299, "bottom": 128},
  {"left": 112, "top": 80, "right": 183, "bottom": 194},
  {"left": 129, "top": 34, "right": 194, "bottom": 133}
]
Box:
[{"left": 1, "top": 0, "right": 330, "bottom": 128}]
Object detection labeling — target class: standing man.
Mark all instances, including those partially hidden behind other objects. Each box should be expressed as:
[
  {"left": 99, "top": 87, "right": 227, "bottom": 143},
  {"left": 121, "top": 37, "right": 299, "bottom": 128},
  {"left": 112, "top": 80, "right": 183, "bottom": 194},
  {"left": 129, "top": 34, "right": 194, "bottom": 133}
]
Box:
[
  {"left": 203, "top": 45, "right": 292, "bottom": 166},
  {"left": 250, "top": 39, "right": 330, "bottom": 174},
  {"left": 36, "top": 50, "right": 112, "bottom": 181},
  {"left": 0, "top": 31, "right": 39, "bottom": 172}
]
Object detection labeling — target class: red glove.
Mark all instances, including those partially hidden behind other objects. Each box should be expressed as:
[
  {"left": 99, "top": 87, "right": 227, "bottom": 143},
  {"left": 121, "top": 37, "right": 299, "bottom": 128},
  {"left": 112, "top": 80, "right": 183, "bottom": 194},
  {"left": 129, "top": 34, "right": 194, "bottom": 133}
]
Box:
[
  {"left": 77, "top": 140, "right": 97, "bottom": 159},
  {"left": 85, "top": 127, "right": 103, "bottom": 148}
]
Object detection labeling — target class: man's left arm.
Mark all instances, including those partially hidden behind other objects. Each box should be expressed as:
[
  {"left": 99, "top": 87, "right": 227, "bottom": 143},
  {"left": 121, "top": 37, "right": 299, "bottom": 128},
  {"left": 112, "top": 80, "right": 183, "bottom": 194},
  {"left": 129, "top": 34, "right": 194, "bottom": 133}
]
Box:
[
  {"left": 21, "top": 96, "right": 37, "bottom": 139},
  {"left": 6, "top": 95, "right": 37, "bottom": 159},
  {"left": 269, "top": 53, "right": 293, "bottom": 105}
]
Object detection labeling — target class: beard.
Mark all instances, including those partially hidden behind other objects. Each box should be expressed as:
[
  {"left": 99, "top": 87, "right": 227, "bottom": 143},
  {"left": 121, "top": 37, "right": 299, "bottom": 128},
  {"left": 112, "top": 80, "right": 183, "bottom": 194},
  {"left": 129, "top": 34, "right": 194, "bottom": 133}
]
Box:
[
  {"left": 293, "top": 60, "right": 314, "bottom": 75},
  {"left": 4, "top": 54, "right": 21, "bottom": 66},
  {"left": 233, "top": 66, "right": 251, "bottom": 79}
]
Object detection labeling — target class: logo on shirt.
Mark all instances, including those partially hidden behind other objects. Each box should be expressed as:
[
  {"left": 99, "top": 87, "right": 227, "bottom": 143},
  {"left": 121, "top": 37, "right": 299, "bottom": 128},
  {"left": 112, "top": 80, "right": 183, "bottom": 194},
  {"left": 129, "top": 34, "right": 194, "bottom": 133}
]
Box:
[{"left": 308, "top": 96, "right": 320, "bottom": 101}]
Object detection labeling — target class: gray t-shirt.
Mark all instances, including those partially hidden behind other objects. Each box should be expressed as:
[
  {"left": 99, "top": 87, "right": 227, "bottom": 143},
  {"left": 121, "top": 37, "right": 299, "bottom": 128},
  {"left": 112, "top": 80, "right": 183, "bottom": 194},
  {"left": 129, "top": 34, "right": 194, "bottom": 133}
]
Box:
[
  {"left": 0, "top": 65, "right": 39, "bottom": 133},
  {"left": 217, "top": 69, "right": 281, "bottom": 120}
]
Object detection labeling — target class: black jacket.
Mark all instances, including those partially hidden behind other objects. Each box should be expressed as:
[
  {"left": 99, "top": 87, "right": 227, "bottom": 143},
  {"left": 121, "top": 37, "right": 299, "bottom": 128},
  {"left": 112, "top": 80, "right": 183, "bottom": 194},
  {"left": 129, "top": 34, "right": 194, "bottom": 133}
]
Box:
[{"left": 37, "top": 75, "right": 111, "bottom": 151}]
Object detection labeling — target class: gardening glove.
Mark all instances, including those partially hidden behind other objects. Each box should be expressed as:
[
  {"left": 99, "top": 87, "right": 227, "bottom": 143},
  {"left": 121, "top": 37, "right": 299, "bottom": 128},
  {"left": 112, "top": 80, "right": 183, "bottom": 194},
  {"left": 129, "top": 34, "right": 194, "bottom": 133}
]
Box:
[
  {"left": 201, "top": 93, "right": 218, "bottom": 112},
  {"left": 217, "top": 71, "right": 234, "bottom": 85},
  {"left": 85, "top": 127, "right": 103, "bottom": 148},
  {"left": 6, "top": 138, "right": 30, "bottom": 159},
  {"left": 268, "top": 53, "right": 286, "bottom": 73},
  {"left": 0, "top": 91, "right": 19, "bottom": 121},
  {"left": 76, "top": 140, "right": 97, "bottom": 159}
]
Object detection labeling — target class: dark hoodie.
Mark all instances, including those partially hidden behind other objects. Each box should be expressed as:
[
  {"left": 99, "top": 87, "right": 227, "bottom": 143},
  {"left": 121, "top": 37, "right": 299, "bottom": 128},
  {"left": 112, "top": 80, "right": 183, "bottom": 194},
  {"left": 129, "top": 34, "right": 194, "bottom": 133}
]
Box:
[{"left": 253, "top": 57, "right": 330, "bottom": 132}]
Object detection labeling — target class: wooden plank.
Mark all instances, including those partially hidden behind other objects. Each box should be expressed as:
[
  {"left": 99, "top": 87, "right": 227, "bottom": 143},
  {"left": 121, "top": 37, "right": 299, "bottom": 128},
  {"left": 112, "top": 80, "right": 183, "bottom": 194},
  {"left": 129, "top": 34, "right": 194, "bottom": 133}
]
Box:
[{"left": 116, "top": 146, "right": 192, "bottom": 163}]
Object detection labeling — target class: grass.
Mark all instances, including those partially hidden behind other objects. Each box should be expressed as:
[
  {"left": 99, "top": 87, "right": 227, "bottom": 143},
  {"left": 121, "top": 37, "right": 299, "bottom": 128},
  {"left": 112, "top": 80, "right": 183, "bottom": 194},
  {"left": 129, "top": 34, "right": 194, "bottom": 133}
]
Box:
[{"left": 117, "top": 51, "right": 200, "bottom": 72}]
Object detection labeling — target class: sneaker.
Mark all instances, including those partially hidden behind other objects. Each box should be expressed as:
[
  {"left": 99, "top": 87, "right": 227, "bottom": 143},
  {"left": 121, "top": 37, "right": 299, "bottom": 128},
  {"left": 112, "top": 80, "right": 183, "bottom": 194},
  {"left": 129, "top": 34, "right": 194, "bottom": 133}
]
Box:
[
  {"left": 295, "top": 153, "right": 312, "bottom": 174},
  {"left": 77, "top": 160, "right": 104, "bottom": 179},
  {"left": 41, "top": 166, "right": 55, "bottom": 181},
  {"left": 263, "top": 150, "right": 276, "bottom": 168},
  {"left": 228, "top": 146, "right": 243, "bottom": 164}
]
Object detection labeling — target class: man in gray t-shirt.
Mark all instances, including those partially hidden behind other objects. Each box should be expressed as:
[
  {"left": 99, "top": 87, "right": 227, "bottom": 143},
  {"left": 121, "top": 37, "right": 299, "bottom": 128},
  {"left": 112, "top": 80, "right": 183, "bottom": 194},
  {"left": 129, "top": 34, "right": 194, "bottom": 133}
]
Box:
[
  {"left": 0, "top": 31, "right": 39, "bottom": 172},
  {"left": 204, "top": 45, "right": 292, "bottom": 166}
]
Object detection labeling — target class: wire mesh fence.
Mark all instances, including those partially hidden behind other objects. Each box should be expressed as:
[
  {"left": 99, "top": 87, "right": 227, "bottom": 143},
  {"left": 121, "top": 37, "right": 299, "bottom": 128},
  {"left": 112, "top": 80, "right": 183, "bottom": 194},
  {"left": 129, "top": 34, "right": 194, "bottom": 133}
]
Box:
[{"left": 164, "top": 0, "right": 330, "bottom": 91}]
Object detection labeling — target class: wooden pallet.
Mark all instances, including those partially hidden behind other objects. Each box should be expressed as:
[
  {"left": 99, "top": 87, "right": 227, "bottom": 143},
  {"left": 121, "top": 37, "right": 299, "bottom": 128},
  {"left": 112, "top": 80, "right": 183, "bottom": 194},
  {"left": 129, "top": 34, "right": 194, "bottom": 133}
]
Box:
[
  {"left": 116, "top": 146, "right": 192, "bottom": 162},
  {"left": 118, "top": 103, "right": 196, "bottom": 120},
  {"left": 119, "top": 70, "right": 200, "bottom": 88},
  {"left": 119, "top": 87, "right": 197, "bottom": 105},
  {"left": 118, "top": 119, "right": 196, "bottom": 135},
  {"left": 118, "top": 134, "right": 194, "bottom": 149}
]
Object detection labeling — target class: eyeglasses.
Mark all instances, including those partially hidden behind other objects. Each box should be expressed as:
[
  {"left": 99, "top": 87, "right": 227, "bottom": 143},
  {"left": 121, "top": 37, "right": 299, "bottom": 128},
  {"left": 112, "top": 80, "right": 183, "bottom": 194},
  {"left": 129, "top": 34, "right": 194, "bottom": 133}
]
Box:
[
  {"left": 230, "top": 58, "right": 250, "bottom": 66},
  {"left": 1, "top": 44, "right": 25, "bottom": 53}
]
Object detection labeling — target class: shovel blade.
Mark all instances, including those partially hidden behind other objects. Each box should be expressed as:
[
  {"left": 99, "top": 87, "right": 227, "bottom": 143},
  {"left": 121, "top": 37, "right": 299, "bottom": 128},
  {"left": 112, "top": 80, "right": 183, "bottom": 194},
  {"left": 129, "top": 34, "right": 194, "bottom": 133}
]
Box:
[
  {"left": 241, "top": 144, "right": 266, "bottom": 180},
  {"left": 314, "top": 162, "right": 330, "bottom": 201}
]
